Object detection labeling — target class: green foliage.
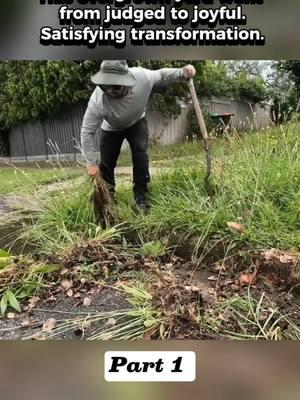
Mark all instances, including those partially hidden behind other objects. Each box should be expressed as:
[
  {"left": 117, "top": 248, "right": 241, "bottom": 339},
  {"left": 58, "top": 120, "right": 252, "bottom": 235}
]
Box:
[
  {"left": 139, "top": 60, "right": 205, "bottom": 118},
  {"left": 198, "top": 61, "right": 233, "bottom": 98},
  {"left": 232, "top": 73, "right": 267, "bottom": 104},
  {"left": 187, "top": 108, "right": 215, "bottom": 139},
  {"left": 0, "top": 60, "right": 270, "bottom": 129},
  {"left": 277, "top": 61, "right": 300, "bottom": 95},
  {"left": 270, "top": 61, "right": 300, "bottom": 123},
  {"left": 0, "top": 249, "right": 10, "bottom": 258},
  {"left": 0, "top": 251, "right": 60, "bottom": 316},
  {"left": 138, "top": 240, "right": 167, "bottom": 257},
  {"left": 0, "top": 60, "right": 203, "bottom": 128},
  {"left": 0, "top": 61, "right": 99, "bottom": 129},
  {"left": 2, "top": 289, "right": 21, "bottom": 314},
  {"left": 197, "top": 61, "right": 268, "bottom": 104}
]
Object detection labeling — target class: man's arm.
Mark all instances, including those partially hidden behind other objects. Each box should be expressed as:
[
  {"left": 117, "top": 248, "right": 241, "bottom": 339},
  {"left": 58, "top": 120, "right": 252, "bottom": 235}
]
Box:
[
  {"left": 144, "top": 64, "right": 196, "bottom": 87},
  {"left": 81, "top": 92, "right": 103, "bottom": 176}
]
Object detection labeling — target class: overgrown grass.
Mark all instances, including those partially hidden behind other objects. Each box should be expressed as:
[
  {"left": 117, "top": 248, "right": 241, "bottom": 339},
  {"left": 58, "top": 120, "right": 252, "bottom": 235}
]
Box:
[
  {"left": 18, "top": 123, "right": 300, "bottom": 256},
  {"left": 0, "top": 163, "right": 83, "bottom": 194},
  {"left": 3, "top": 124, "right": 299, "bottom": 339},
  {"left": 117, "top": 124, "right": 300, "bottom": 251},
  {"left": 118, "top": 139, "right": 204, "bottom": 167},
  {"left": 21, "top": 181, "right": 122, "bottom": 254}
]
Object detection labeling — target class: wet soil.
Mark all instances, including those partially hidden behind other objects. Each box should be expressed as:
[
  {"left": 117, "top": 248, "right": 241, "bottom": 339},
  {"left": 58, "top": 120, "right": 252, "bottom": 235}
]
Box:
[
  {"left": 1, "top": 239, "right": 299, "bottom": 340},
  {"left": 0, "top": 288, "right": 128, "bottom": 340}
]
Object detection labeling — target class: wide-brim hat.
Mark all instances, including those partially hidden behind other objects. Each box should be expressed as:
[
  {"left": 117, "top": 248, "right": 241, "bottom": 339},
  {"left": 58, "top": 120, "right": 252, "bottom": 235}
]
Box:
[{"left": 91, "top": 60, "right": 136, "bottom": 87}]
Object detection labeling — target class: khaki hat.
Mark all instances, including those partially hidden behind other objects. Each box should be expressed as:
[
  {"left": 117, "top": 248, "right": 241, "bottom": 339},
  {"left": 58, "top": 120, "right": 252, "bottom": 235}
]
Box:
[{"left": 91, "top": 60, "right": 136, "bottom": 87}]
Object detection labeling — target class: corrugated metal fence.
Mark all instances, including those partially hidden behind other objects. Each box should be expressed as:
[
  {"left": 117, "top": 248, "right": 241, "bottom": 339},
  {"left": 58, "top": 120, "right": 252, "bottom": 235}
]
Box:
[
  {"left": 8, "top": 105, "right": 86, "bottom": 161},
  {"left": 5, "top": 99, "right": 270, "bottom": 162}
]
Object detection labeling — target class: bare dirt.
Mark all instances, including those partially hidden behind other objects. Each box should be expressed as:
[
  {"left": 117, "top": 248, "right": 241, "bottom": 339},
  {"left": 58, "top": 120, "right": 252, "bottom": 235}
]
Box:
[
  {"left": 1, "top": 239, "right": 299, "bottom": 340},
  {"left": 0, "top": 288, "right": 128, "bottom": 340}
]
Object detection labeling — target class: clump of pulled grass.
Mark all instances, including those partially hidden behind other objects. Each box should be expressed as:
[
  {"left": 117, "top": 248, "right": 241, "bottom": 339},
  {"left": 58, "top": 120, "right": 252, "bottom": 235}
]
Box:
[{"left": 200, "top": 289, "right": 300, "bottom": 340}]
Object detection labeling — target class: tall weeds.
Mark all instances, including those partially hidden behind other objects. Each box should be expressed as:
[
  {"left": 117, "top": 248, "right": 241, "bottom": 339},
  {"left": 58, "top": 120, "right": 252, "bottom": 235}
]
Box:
[{"left": 118, "top": 124, "right": 300, "bottom": 251}]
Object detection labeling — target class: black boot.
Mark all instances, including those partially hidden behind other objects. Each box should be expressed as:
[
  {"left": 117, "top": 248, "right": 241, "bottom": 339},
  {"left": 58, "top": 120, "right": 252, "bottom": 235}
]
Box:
[{"left": 134, "top": 185, "right": 149, "bottom": 213}]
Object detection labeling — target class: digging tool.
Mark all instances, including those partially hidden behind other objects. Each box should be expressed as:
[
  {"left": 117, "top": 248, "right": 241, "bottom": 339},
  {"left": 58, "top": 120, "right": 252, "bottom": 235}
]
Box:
[
  {"left": 188, "top": 79, "right": 214, "bottom": 197},
  {"left": 92, "top": 174, "right": 115, "bottom": 229}
]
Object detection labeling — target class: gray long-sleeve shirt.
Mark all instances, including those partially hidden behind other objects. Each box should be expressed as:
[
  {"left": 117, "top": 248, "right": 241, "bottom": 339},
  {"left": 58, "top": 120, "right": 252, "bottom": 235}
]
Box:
[{"left": 81, "top": 66, "right": 186, "bottom": 166}]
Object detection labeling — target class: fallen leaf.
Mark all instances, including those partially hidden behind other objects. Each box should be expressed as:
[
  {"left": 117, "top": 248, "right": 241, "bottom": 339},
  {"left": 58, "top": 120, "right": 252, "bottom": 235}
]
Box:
[
  {"left": 21, "top": 320, "right": 31, "bottom": 327},
  {"left": 32, "top": 334, "right": 46, "bottom": 341},
  {"left": 153, "top": 281, "right": 164, "bottom": 289},
  {"left": 67, "top": 289, "right": 74, "bottom": 297},
  {"left": 7, "top": 313, "right": 15, "bottom": 319},
  {"left": 46, "top": 295, "right": 57, "bottom": 302},
  {"left": 239, "top": 273, "right": 256, "bottom": 285},
  {"left": 106, "top": 318, "right": 116, "bottom": 327},
  {"left": 263, "top": 248, "right": 280, "bottom": 262},
  {"left": 83, "top": 297, "right": 92, "bottom": 307},
  {"left": 208, "top": 276, "right": 218, "bottom": 281},
  {"left": 214, "top": 263, "right": 226, "bottom": 272},
  {"left": 61, "top": 279, "right": 73, "bottom": 291},
  {"left": 89, "top": 287, "right": 100, "bottom": 295},
  {"left": 115, "top": 280, "right": 128, "bottom": 287},
  {"left": 103, "top": 266, "right": 109, "bottom": 279},
  {"left": 28, "top": 296, "right": 40, "bottom": 308},
  {"left": 74, "top": 293, "right": 81, "bottom": 299},
  {"left": 82, "top": 321, "right": 92, "bottom": 330},
  {"left": 279, "top": 254, "right": 294, "bottom": 264},
  {"left": 162, "top": 274, "right": 174, "bottom": 283},
  {"left": 184, "top": 285, "right": 200, "bottom": 292},
  {"left": 60, "top": 268, "right": 68, "bottom": 276},
  {"left": 144, "top": 261, "right": 154, "bottom": 268},
  {"left": 227, "top": 222, "right": 245, "bottom": 234},
  {"left": 42, "top": 318, "right": 57, "bottom": 332},
  {"left": 262, "top": 248, "right": 297, "bottom": 267}
]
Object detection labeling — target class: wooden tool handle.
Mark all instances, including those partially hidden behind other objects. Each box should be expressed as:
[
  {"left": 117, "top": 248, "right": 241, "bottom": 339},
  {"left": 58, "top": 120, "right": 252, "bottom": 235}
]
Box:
[
  {"left": 188, "top": 79, "right": 212, "bottom": 182},
  {"left": 188, "top": 79, "right": 209, "bottom": 142}
]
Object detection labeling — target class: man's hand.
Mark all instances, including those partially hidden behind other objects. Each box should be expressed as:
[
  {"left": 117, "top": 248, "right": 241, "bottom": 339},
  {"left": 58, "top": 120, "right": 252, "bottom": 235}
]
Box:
[
  {"left": 183, "top": 64, "right": 196, "bottom": 80},
  {"left": 87, "top": 164, "right": 100, "bottom": 178}
]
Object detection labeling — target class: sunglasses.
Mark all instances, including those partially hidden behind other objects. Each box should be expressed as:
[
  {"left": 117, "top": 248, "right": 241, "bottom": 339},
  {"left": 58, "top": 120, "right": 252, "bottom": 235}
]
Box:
[{"left": 100, "top": 85, "right": 124, "bottom": 91}]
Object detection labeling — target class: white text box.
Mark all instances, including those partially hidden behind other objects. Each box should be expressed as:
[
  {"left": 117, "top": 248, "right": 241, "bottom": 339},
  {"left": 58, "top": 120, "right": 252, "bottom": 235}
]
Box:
[{"left": 105, "top": 351, "right": 196, "bottom": 382}]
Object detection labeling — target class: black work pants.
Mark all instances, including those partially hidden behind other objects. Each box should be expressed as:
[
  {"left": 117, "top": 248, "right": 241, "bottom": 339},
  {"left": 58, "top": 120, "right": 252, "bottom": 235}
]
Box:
[{"left": 99, "top": 118, "right": 150, "bottom": 192}]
